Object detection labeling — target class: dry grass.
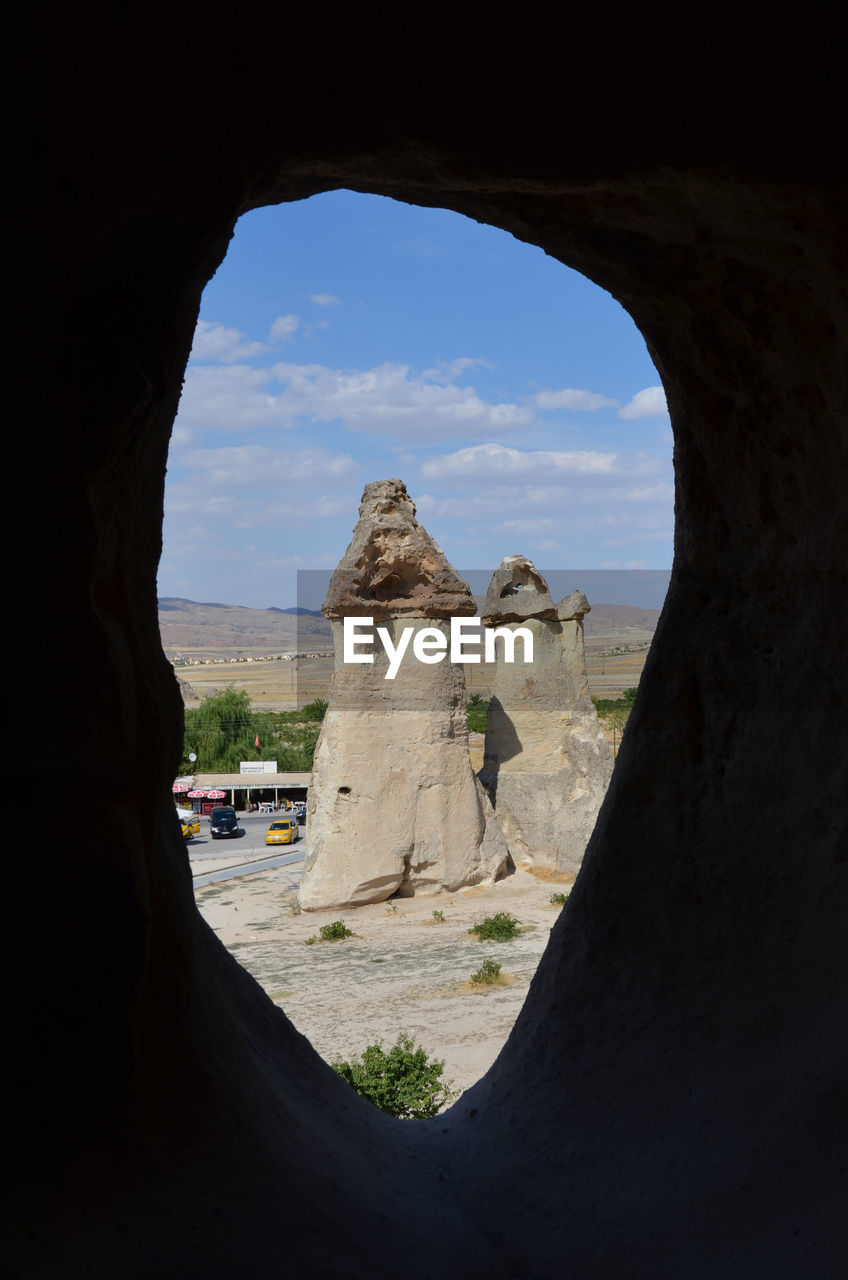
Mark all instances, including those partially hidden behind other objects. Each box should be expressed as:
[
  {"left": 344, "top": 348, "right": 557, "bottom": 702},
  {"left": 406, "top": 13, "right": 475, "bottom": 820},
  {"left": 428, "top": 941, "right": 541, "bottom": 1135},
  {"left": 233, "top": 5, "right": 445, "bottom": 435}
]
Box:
[{"left": 524, "top": 866, "right": 579, "bottom": 885}]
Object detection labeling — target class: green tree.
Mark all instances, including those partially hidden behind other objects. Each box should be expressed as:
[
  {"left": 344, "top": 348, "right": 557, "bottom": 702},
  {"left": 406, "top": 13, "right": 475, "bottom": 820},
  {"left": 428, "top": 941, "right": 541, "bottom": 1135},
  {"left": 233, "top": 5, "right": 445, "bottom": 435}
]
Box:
[
  {"left": 180, "top": 689, "right": 322, "bottom": 772},
  {"left": 332, "top": 1032, "right": 457, "bottom": 1119},
  {"left": 591, "top": 687, "right": 638, "bottom": 734},
  {"left": 466, "top": 694, "right": 490, "bottom": 734}
]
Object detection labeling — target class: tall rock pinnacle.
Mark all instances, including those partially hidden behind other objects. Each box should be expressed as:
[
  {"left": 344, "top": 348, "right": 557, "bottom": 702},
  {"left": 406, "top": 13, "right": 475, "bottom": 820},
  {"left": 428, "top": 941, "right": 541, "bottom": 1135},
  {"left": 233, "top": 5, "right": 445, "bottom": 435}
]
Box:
[{"left": 298, "top": 480, "right": 508, "bottom": 911}]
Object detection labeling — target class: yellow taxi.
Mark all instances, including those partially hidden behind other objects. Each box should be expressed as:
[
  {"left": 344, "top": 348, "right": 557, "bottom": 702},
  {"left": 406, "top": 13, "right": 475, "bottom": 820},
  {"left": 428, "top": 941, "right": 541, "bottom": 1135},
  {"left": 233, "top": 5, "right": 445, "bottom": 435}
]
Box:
[
  {"left": 265, "top": 817, "right": 299, "bottom": 846},
  {"left": 181, "top": 814, "right": 201, "bottom": 840}
]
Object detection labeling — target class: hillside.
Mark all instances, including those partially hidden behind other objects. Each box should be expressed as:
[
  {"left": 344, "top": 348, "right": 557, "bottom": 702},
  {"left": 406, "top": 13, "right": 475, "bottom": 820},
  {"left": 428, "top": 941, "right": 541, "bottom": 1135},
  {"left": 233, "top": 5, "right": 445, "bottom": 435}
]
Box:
[
  {"left": 582, "top": 602, "right": 663, "bottom": 638},
  {"left": 158, "top": 597, "right": 332, "bottom": 657}
]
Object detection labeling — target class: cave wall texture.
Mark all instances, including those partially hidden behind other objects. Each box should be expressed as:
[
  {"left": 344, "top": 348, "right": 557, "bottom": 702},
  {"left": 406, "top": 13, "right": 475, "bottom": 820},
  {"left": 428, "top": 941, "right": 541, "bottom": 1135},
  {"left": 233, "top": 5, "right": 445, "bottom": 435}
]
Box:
[{"left": 9, "top": 3, "right": 846, "bottom": 1276}]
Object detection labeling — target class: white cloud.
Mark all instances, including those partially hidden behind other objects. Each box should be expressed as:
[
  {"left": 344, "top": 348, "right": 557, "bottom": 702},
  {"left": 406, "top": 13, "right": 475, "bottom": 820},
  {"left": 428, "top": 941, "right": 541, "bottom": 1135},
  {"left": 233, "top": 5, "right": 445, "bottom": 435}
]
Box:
[
  {"left": 309, "top": 293, "right": 342, "bottom": 307},
  {"left": 174, "top": 444, "right": 361, "bottom": 490},
  {"left": 534, "top": 388, "right": 618, "bottom": 411},
  {"left": 269, "top": 314, "right": 300, "bottom": 342},
  {"left": 413, "top": 479, "right": 671, "bottom": 524},
  {"left": 408, "top": 444, "right": 674, "bottom": 558},
  {"left": 534, "top": 539, "right": 570, "bottom": 552},
  {"left": 163, "top": 445, "right": 364, "bottom": 543},
  {"left": 619, "top": 386, "right": 669, "bottom": 419},
  {"left": 419, "top": 443, "right": 631, "bottom": 483},
  {"left": 175, "top": 359, "right": 533, "bottom": 440},
  {"left": 175, "top": 364, "right": 300, "bottom": 432},
  {"left": 190, "top": 321, "right": 270, "bottom": 363},
  {"left": 499, "top": 517, "right": 557, "bottom": 534},
  {"left": 422, "top": 357, "right": 493, "bottom": 384}
]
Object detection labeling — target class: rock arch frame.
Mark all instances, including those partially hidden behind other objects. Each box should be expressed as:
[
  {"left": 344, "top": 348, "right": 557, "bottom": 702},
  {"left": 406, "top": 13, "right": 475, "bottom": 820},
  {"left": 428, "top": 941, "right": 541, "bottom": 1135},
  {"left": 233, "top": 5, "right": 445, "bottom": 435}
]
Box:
[{"left": 12, "top": 6, "right": 846, "bottom": 1275}]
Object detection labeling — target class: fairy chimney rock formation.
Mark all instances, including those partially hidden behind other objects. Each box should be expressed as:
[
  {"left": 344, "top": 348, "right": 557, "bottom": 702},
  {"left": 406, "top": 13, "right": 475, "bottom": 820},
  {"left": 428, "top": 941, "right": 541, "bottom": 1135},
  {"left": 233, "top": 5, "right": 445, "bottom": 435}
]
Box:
[
  {"left": 298, "top": 479, "right": 509, "bottom": 911},
  {"left": 479, "top": 556, "right": 613, "bottom": 874},
  {"left": 322, "top": 478, "right": 477, "bottom": 620}
]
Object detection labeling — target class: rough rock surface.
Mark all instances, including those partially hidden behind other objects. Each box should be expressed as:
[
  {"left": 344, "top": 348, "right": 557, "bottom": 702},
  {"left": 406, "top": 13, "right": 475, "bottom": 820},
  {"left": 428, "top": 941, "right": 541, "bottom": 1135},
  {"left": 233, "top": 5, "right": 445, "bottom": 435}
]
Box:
[
  {"left": 299, "top": 482, "right": 508, "bottom": 909},
  {"left": 322, "top": 479, "right": 476, "bottom": 620},
  {"left": 479, "top": 557, "right": 613, "bottom": 873}
]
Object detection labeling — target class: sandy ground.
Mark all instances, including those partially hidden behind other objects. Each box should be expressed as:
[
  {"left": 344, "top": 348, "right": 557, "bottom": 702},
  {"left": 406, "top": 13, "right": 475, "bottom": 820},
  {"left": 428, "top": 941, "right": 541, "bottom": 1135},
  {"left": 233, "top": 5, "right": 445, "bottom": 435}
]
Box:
[{"left": 195, "top": 864, "right": 574, "bottom": 1101}]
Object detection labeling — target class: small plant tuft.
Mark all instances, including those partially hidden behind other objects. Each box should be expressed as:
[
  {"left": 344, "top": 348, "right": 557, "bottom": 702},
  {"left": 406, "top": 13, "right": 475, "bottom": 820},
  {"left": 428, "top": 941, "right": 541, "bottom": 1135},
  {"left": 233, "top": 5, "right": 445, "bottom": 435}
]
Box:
[
  {"left": 549, "top": 891, "right": 569, "bottom": 906},
  {"left": 468, "top": 912, "right": 521, "bottom": 942},
  {"left": 319, "top": 919, "right": 354, "bottom": 941},
  {"left": 432, "top": 909, "right": 445, "bottom": 923},
  {"left": 331, "top": 1032, "right": 458, "bottom": 1119},
  {"left": 385, "top": 899, "right": 398, "bottom": 914},
  {"left": 470, "top": 958, "right": 503, "bottom": 986},
  {"left": 304, "top": 935, "right": 317, "bottom": 945}
]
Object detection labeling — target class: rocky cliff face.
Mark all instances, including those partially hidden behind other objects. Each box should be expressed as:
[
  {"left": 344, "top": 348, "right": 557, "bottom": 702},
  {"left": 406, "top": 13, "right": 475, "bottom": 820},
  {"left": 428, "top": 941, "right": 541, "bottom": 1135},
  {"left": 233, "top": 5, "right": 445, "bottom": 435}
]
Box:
[
  {"left": 298, "top": 481, "right": 509, "bottom": 910},
  {"left": 479, "top": 556, "right": 613, "bottom": 874}
]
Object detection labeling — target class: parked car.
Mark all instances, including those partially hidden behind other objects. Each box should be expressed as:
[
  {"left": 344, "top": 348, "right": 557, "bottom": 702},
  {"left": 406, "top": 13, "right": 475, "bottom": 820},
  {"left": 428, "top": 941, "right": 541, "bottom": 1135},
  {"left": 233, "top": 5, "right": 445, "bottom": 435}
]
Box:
[
  {"left": 294, "top": 803, "right": 307, "bottom": 824},
  {"left": 265, "top": 818, "right": 299, "bottom": 846},
  {"left": 209, "top": 807, "right": 240, "bottom": 839}
]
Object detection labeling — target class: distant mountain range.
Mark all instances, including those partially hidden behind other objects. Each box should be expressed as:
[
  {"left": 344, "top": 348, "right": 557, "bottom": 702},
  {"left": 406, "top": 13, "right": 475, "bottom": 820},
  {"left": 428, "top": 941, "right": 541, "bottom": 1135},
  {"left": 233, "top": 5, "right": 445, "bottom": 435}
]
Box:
[
  {"left": 158, "top": 596, "right": 660, "bottom": 657},
  {"left": 158, "top": 598, "right": 332, "bottom": 655},
  {"left": 267, "top": 606, "right": 325, "bottom": 617}
]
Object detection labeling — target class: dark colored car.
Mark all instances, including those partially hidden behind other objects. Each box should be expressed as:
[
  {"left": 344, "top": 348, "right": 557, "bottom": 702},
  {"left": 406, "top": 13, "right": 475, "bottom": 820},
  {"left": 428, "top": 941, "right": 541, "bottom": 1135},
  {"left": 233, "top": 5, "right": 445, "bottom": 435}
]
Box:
[{"left": 209, "top": 807, "right": 240, "bottom": 839}]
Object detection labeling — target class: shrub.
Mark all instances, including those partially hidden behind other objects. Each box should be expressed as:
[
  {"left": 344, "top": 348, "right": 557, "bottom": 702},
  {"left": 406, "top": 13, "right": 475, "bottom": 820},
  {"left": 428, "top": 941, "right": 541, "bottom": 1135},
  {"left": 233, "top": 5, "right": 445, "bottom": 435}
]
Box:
[
  {"left": 319, "top": 920, "right": 354, "bottom": 941},
  {"left": 470, "top": 958, "right": 503, "bottom": 986},
  {"left": 549, "top": 891, "right": 569, "bottom": 906},
  {"left": 432, "top": 909, "right": 445, "bottom": 923},
  {"left": 331, "top": 1032, "right": 458, "bottom": 1119},
  {"left": 468, "top": 912, "right": 521, "bottom": 942},
  {"left": 466, "top": 694, "right": 490, "bottom": 734}
]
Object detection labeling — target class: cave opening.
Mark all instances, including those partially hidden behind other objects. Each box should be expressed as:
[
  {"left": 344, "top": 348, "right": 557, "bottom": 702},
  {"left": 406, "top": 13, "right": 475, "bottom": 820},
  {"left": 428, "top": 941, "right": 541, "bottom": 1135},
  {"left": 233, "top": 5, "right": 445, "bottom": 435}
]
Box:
[{"left": 160, "top": 188, "right": 672, "bottom": 1100}]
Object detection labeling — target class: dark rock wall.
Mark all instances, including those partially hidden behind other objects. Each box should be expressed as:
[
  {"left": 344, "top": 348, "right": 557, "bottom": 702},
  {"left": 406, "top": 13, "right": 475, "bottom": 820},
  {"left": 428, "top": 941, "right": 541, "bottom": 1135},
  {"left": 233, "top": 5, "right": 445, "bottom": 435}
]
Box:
[{"left": 11, "top": 5, "right": 845, "bottom": 1275}]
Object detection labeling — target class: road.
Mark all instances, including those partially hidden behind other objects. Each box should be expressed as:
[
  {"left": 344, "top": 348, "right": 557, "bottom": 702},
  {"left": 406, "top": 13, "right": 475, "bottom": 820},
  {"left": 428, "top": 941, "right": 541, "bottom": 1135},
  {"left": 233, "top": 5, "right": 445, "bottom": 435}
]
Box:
[{"left": 186, "top": 811, "right": 306, "bottom": 887}]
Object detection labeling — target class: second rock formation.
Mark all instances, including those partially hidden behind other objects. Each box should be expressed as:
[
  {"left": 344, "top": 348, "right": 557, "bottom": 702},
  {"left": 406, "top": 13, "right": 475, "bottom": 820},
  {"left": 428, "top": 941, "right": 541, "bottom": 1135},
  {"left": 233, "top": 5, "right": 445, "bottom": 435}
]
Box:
[{"left": 479, "top": 555, "right": 613, "bottom": 874}]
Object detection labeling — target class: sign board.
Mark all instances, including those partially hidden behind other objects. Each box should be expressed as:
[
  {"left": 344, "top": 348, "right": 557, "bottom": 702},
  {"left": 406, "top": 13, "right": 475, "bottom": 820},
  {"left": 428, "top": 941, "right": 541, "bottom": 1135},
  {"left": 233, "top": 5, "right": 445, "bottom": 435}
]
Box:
[{"left": 239, "top": 761, "right": 278, "bottom": 775}]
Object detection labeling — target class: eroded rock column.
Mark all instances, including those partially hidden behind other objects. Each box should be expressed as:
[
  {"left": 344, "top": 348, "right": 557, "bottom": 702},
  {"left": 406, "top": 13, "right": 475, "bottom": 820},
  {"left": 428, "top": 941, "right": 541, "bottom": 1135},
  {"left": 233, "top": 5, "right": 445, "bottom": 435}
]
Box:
[
  {"left": 298, "top": 479, "right": 508, "bottom": 910},
  {"left": 479, "top": 555, "right": 613, "bottom": 874}
]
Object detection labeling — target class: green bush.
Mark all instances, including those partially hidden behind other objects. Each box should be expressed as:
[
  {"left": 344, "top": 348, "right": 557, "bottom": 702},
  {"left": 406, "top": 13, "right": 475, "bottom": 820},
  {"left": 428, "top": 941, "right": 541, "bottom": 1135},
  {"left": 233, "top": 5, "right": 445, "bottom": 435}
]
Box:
[
  {"left": 432, "top": 909, "right": 445, "bottom": 923},
  {"left": 468, "top": 911, "right": 521, "bottom": 942},
  {"left": 549, "top": 891, "right": 569, "bottom": 906},
  {"left": 319, "top": 920, "right": 354, "bottom": 941},
  {"left": 466, "top": 694, "right": 490, "bottom": 734},
  {"left": 591, "top": 686, "right": 638, "bottom": 733},
  {"left": 332, "top": 1032, "right": 458, "bottom": 1119},
  {"left": 469, "top": 958, "right": 503, "bottom": 986}
]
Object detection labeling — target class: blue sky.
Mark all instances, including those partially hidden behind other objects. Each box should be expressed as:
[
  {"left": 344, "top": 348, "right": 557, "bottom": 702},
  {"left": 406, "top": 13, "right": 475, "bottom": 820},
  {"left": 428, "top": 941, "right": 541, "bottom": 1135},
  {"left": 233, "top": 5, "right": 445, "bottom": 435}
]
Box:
[{"left": 158, "top": 190, "right": 673, "bottom": 610}]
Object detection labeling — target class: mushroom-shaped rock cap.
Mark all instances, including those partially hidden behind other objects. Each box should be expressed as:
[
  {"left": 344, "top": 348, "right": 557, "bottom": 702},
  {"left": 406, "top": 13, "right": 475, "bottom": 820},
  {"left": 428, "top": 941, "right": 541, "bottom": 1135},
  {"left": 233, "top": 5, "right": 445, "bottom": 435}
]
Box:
[
  {"left": 481, "top": 555, "right": 558, "bottom": 624},
  {"left": 556, "top": 589, "right": 591, "bottom": 621},
  {"left": 322, "top": 479, "right": 476, "bottom": 619}
]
